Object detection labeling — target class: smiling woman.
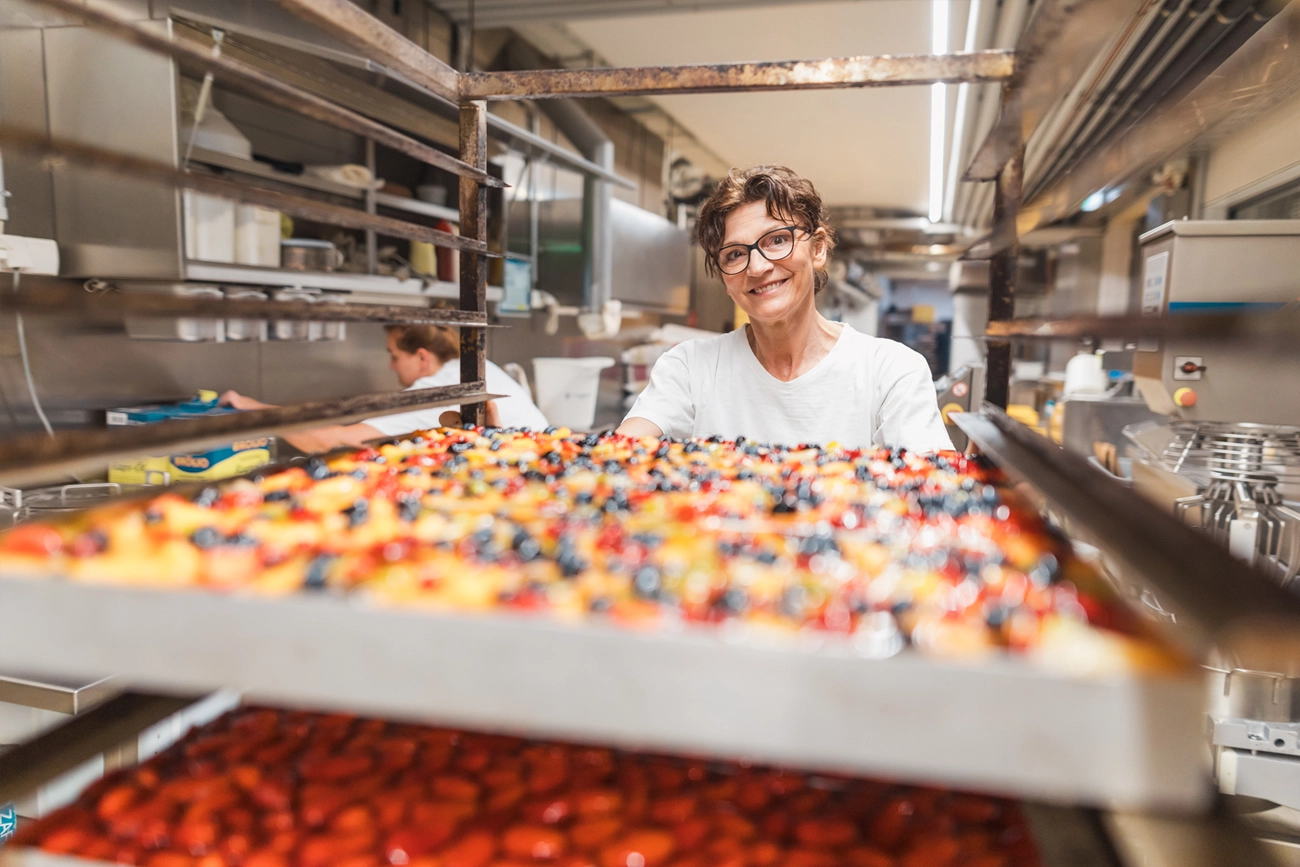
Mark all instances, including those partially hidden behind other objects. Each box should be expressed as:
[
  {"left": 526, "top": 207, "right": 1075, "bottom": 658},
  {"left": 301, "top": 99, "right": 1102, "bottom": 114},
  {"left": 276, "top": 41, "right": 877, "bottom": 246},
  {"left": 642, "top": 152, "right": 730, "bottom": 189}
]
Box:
[{"left": 616, "top": 165, "right": 953, "bottom": 452}]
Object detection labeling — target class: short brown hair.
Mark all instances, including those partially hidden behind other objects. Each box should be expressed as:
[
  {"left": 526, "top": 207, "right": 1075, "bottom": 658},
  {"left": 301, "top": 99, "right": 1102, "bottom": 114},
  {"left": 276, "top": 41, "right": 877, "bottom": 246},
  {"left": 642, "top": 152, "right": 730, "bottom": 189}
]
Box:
[
  {"left": 697, "top": 165, "right": 837, "bottom": 292},
  {"left": 385, "top": 324, "right": 459, "bottom": 363}
]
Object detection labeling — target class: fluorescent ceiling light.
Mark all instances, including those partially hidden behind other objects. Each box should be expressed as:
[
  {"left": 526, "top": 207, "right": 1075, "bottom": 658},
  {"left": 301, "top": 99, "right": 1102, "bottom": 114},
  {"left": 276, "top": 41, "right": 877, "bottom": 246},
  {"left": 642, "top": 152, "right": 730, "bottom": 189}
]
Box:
[{"left": 929, "top": 0, "right": 949, "bottom": 224}]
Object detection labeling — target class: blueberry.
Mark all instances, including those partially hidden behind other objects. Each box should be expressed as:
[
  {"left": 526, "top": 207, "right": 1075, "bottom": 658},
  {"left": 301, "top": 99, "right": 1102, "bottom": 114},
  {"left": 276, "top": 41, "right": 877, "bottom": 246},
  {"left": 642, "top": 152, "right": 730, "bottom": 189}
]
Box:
[
  {"left": 633, "top": 566, "right": 661, "bottom": 598},
  {"left": 603, "top": 460, "right": 622, "bottom": 475},
  {"left": 398, "top": 498, "right": 422, "bottom": 522},
  {"left": 557, "top": 550, "right": 587, "bottom": 578},
  {"left": 143, "top": 508, "right": 163, "bottom": 524},
  {"left": 350, "top": 469, "right": 368, "bottom": 480},
  {"left": 583, "top": 433, "right": 600, "bottom": 447},
  {"left": 718, "top": 586, "right": 748, "bottom": 614},
  {"left": 343, "top": 498, "right": 369, "bottom": 527},
  {"left": 780, "top": 586, "right": 807, "bottom": 618},
  {"left": 306, "top": 458, "right": 331, "bottom": 480},
  {"left": 589, "top": 597, "right": 613, "bottom": 613},
  {"left": 514, "top": 535, "right": 541, "bottom": 562},
  {"left": 191, "top": 526, "right": 222, "bottom": 549},
  {"left": 264, "top": 489, "right": 292, "bottom": 502},
  {"left": 655, "top": 445, "right": 670, "bottom": 459},
  {"left": 756, "top": 550, "right": 778, "bottom": 565},
  {"left": 303, "top": 555, "right": 334, "bottom": 590},
  {"left": 194, "top": 486, "right": 220, "bottom": 508},
  {"left": 450, "top": 441, "right": 473, "bottom": 454}
]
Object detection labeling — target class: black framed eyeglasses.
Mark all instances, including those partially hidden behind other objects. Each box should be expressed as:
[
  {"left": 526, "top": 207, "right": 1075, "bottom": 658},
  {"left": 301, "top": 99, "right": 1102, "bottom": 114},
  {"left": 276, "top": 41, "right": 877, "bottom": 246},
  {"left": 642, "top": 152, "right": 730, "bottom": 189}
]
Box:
[{"left": 715, "top": 226, "right": 802, "bottom": 276}]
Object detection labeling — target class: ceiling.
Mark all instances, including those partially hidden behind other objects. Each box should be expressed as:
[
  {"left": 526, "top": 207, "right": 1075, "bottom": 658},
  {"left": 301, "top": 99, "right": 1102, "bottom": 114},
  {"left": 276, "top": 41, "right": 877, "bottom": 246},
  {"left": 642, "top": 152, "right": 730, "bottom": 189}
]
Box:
[
  {"left": 426, "top": 0, "right": 853, "bottom": 27},
  {"left": 553, "top": 0, "right": 971, "bottom": 213}
]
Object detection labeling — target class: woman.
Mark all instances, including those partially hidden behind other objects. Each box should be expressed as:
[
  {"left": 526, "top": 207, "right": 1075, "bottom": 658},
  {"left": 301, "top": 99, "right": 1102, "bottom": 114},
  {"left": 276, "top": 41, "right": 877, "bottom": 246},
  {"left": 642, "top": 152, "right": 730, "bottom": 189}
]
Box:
[
  {"left": 222, "top": 324, "right": 548, "bottom": 452},
  {"left": 617, "top": 166, "right": 952, "bottom": 453}
]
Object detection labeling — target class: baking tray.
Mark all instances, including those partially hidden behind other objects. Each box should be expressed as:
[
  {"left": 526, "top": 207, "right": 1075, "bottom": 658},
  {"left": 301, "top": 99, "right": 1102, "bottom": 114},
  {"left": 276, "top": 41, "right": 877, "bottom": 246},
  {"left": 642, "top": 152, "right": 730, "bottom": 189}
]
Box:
[{"left": 0, "top": 576, "right": 1208, "bottom": 811}]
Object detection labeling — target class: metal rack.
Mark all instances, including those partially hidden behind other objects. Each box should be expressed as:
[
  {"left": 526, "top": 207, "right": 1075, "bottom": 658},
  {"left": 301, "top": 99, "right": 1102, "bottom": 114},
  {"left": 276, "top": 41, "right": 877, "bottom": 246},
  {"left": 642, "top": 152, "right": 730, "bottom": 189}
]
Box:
[{"left": 2, "top": 0, "right": 1300, "bottom": 862}]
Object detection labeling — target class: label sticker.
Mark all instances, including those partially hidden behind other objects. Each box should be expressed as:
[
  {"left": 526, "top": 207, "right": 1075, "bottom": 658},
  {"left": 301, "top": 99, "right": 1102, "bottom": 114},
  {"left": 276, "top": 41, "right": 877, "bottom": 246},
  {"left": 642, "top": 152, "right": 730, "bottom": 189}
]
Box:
[
  {"left": 1139, "top": 250, "right": 1170, "bottom": 351},
  {"left": 0, "top": 802, "right": 16, "bottom": 842}
]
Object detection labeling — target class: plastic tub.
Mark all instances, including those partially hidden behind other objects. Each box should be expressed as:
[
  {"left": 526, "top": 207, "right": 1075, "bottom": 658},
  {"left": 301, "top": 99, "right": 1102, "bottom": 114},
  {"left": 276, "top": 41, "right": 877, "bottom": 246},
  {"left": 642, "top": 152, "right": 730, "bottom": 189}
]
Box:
[{"left": 531, "top": 357, "right": 615, "bottom": 431}]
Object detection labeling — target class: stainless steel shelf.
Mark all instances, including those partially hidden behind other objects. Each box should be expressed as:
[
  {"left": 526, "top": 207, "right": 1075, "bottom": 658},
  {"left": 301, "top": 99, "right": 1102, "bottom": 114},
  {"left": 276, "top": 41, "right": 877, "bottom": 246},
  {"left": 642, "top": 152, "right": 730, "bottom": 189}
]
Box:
[
  {"left": 0, "top": 674, "right": 117, "bottom": 716},
  {"left": 0, "top": 577, "right": 1207, "bottom": 810},
  {"left": 374, "top": 192, "right": 460, "bottom": 223},
  {"left": 3, "top": 283, "right": 492, "bottom": 327},
  {"left": 185, "top": 262, "right": 503, "bottom": 302},
  {"left": 189, "top": 149, "right": 463, "bottom": 224}
]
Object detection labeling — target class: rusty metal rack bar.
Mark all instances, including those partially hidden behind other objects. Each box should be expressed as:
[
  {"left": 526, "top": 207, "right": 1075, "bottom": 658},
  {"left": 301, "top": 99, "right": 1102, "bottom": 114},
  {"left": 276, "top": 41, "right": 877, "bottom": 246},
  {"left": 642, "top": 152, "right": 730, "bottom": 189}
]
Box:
[
  {"left": 986, "top": 310, "right": 1300, "bottom": 348},
  {"left": 270, "top": 0, "right": 462, "bottom": 104},
  {"left": 32, "top": 0, "right": 501, "bottom": 189},
  {"left": 0, "top": 284, "right": 494, "bottom": 327},
  {"left": 0, "top": 384, "right": 495, "bottom": 488},
  {"left": 459, "top": 51, "right": 1015, "bottom": 99}
]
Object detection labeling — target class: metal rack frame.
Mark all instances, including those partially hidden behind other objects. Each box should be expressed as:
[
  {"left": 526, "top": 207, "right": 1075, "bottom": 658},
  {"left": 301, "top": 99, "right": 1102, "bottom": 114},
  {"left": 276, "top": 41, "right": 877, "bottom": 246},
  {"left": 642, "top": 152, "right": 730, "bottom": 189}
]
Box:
[{"left": 9, "top": 0, "right": 1026, "bottom": 438}]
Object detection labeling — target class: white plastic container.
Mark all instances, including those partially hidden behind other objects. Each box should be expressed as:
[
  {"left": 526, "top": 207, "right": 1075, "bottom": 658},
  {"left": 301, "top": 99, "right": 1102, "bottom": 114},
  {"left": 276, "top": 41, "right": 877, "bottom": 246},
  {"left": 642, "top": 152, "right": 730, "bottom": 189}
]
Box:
[
  {"left": 1064, "top": 352, "right": 1107, "bottom": 396},
  {"left": 124, "top": 285, "right": 225, "bottom": 342},
  {"left": 531, "top": 357, "right": 615, "bottom": 431},
  {"left": 235, "top": 205, "right": 281, "bottom": 267},
  {"left": 224, "top": 288, "right": 268, "bottom": 342},
  {"left": 183, "top": 191, "right": 235, "bottom": 263},
  {"left": 316, "top": 294, "right": 347, "bottom": 342},
  {"left": 270, "top": 288, "right": 317, "bottom": 341}
]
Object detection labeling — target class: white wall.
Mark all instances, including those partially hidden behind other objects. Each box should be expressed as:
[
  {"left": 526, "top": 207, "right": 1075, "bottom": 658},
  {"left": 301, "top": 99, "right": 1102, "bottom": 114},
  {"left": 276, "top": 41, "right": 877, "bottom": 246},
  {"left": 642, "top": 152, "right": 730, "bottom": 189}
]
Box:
[{"left": 1203, "top": 88, "right": 1300, "bottom": 215}]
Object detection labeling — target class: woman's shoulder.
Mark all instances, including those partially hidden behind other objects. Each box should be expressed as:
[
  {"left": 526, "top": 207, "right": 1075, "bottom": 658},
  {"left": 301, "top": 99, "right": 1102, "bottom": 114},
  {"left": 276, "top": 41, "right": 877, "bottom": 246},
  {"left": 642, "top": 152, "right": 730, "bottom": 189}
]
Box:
[
  {"left": 661, "top": 328, "right": 742, "bottom": 363},
  {"left": 838, "top": 325, "right": 930, "bottom": 367}
]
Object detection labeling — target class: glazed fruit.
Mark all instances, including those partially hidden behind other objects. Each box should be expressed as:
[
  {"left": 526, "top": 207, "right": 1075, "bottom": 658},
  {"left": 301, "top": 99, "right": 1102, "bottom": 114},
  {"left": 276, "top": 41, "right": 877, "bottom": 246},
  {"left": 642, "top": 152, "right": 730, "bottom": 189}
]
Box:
[
  {"left": 0, "top": 429, "right": 1172, "bottom": 669},
  {"left": 11, "top": 707, "right": 1042, "bottom": 867}
]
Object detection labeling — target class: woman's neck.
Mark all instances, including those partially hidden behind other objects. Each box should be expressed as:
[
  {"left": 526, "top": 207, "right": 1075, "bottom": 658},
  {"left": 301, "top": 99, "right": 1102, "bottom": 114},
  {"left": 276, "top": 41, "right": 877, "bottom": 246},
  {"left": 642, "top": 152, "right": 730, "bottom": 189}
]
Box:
[{"left": 745, "top": 305, "right": 842, "bottom": 382}]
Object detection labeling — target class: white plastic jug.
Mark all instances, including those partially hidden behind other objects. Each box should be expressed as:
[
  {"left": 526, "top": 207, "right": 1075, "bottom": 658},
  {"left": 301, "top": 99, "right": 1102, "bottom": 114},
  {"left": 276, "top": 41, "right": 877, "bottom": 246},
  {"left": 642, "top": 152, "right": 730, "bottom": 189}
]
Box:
[
  {"left": 532, "top": 357, "right": 615, "bottom": 431},
  {"left": 1064, "top": 351, "right": 1107, "bottom": 396}
]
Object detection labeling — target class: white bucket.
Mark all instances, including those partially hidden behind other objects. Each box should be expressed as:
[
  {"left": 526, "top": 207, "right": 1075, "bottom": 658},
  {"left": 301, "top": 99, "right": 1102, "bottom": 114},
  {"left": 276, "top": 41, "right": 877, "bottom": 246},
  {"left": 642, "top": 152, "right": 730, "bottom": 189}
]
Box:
[{"left": 532, "top": 357, "right": 615, "bottom": 431}]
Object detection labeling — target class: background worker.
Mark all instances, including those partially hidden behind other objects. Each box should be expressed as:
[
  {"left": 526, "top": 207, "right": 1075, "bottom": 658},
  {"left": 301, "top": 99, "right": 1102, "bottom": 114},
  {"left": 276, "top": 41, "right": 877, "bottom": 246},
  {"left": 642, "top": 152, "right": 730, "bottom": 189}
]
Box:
[{"left": 221, "top": 324, "right": 548, "bottom": 453}]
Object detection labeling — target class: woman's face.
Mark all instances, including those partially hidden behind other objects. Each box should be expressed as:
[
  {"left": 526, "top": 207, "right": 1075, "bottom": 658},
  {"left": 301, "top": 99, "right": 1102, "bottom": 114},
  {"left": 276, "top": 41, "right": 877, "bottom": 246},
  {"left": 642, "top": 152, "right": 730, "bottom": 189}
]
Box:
[
  {"left": 719, "top": 199, "right": 827, "bottom": 326},
  {"left": 386, "top": 333, "right": 440, "bottom": 387}
]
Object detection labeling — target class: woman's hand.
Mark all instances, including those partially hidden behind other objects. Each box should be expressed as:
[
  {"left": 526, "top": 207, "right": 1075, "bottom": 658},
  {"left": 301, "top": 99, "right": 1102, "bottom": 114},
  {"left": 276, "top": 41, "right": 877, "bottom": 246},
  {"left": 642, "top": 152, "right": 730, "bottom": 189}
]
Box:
[
  {"left": 615, "top": 417, "right": 664, "bottom": 438},
  {"left": 438, "top": 400, "right": 502, "bottom": 429},
  {"left": 219, "top": 390, "right": 278, "bottom": 411}
]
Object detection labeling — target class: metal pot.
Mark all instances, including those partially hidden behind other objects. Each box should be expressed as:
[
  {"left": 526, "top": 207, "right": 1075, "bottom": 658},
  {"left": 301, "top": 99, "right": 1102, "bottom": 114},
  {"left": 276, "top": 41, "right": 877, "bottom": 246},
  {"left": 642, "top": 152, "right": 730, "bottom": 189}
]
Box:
[
  {"left": 1207, "top": 666, "right": 1300, "bottom": 723},
  {"left": 281, "top": 239, "right": 343, "bottom": 272}
]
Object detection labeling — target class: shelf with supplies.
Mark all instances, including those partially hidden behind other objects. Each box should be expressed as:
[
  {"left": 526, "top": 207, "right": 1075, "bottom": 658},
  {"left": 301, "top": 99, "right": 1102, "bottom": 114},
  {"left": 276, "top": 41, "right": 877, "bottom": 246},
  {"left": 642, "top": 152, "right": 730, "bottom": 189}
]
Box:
[
  {"left": 188, "top": 148, "right": 462, "bottom": 224},
  {"left": 184, "top": 262, "right": 503, "bottom": 302}
]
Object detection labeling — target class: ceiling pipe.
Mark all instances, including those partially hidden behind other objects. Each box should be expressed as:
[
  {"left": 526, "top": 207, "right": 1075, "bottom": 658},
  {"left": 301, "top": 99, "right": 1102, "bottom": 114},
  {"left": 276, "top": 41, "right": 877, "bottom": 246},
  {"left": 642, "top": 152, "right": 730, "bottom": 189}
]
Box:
[
  {"left": 502, "top": 38, "right": 614, "bottom": 317},
  {"left": 954, "top": 0, "right": 1032, "bottom": 228}
]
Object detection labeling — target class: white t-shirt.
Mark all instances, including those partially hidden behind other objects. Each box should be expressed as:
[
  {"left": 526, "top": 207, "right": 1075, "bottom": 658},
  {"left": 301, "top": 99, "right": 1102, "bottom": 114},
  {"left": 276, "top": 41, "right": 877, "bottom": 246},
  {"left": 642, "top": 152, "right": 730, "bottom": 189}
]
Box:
[
  {"left": 625, "top": 324, "right": 953, "bottom": 452},
  {"left": 364, "top": 360, "right": 549, "bottom": 436}
]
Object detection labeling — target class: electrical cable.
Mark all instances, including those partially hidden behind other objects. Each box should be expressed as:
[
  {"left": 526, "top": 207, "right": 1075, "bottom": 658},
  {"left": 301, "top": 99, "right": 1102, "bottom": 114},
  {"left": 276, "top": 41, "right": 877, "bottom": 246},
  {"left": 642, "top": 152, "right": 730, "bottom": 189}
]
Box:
[{"left": 12, "top": 272, "right": 53, "bottom": 438}]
